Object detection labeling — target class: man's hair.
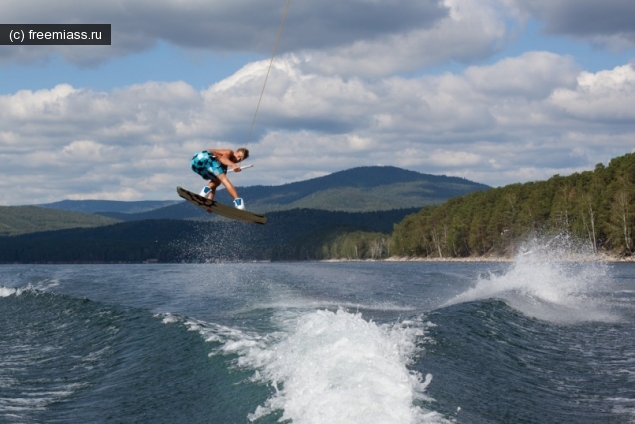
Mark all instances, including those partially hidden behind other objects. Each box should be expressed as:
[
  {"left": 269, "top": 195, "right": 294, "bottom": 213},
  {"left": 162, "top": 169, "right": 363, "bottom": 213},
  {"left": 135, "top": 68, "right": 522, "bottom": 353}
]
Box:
[{"left": 237, "top": 147, "right": 250, "bottom": 160}]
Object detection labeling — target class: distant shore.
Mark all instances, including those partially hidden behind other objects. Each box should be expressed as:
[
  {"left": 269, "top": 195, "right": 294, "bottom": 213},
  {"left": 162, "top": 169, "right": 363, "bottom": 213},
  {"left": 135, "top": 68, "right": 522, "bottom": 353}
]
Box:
[
  {"left": 384, "top": 254, "right": 635, "bottom": 263},
  {"left": 385, "top": 256, "right": 513, "bottom": 262},
  {"left": 319, "top": 257, "right": 510, "bottom": 263},
  {"left": 322, "top": 254, "right": 635, "bottom": 263}
]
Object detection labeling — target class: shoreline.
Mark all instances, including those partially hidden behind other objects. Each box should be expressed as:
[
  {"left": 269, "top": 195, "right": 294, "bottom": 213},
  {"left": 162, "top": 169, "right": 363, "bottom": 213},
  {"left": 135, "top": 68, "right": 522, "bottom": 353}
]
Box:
[
  {"left": 384, "top": 254, "right": 635, "bottom": 263},
  {"left": 1, "top": 254, "right": 633, "bottom": 265},
  {"left": 322, "top": 254, "right": 635, "bottom": 263},
  {"left": 384, "top": 256, "right": 513, "bottom": 262}
]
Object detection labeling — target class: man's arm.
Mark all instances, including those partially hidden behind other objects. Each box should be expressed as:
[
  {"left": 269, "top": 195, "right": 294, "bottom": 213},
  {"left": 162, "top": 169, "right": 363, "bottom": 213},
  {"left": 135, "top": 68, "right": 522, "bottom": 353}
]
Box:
[{"left": 209, "top": 149, "right": 241, "bottom": 171}]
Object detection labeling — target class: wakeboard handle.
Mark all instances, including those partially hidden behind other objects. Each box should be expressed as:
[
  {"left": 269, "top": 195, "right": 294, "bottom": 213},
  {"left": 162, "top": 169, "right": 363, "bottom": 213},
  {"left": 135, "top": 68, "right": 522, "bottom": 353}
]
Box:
[{"left": 228, "top": 164, "right": 254, "bottom": 172}]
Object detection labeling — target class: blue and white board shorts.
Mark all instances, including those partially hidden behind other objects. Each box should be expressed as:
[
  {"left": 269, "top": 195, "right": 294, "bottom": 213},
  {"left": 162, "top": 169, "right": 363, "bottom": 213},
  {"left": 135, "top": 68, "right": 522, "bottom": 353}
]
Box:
[{"left": 191, "top": 151, "right": 227, "bottom": 180}]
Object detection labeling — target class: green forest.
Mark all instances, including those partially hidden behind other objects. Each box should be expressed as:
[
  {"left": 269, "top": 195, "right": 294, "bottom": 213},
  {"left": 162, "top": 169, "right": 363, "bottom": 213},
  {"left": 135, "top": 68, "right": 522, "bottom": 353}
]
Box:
[
  {"left": 392, "top": 152, "right": 635, "bottom": 259},
  {"left": 0, "top": 208, "right": 415, "bottom": 263},
  {"left": 270, "top": 227, "right": 392, "bottom": 261},
  {"left": 0, "top": 206, "right": 120, "bottom": 237}
]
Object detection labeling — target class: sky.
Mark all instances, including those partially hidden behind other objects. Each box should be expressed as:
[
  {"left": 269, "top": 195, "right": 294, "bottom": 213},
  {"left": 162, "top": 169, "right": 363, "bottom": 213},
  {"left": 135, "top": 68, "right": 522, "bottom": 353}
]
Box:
[{"left": 1, "top": 0, "right": 635, "bottom": 205}]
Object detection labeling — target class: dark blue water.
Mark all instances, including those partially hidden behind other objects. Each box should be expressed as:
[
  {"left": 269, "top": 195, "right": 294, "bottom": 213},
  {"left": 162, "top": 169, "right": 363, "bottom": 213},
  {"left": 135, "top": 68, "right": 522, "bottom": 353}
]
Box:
[{"left": 1, "top": 255, "right": 634, "bottom": 423}]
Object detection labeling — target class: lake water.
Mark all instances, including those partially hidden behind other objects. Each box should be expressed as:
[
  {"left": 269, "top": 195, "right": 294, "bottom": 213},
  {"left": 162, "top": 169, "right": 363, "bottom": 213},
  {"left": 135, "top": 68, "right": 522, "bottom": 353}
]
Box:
[{"left": 1, "top": 250, "right": 634, "bottom": 423}]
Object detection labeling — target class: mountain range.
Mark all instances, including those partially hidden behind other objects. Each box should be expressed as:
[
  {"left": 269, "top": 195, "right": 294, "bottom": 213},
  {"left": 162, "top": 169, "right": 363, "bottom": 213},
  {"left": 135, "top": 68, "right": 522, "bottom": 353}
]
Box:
[
  {"left": 0, "top": 166, "right": 490, "bottom": 261},
  {"left": 38, "top": 166, "right": 489, "bottom": 222}
]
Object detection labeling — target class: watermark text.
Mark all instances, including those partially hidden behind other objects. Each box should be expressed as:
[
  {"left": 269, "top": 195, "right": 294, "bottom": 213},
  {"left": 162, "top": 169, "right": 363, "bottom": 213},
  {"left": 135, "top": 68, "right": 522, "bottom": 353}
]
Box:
[{"left": 1, "top": 24, "right": 111, "bottom": 45}]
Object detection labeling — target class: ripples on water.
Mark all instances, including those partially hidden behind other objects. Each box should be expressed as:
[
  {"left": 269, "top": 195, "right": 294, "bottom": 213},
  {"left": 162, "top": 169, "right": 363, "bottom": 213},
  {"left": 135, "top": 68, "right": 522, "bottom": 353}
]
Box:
[{"left": 1, "top": 237, "right": 634, "bottom": 423}]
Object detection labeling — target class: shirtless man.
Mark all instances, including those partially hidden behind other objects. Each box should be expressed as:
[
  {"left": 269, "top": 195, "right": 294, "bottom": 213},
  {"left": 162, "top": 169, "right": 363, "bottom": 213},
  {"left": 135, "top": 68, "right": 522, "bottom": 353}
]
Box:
[{"left": 190, "top": 148, "right": 249, "bottom": 209}]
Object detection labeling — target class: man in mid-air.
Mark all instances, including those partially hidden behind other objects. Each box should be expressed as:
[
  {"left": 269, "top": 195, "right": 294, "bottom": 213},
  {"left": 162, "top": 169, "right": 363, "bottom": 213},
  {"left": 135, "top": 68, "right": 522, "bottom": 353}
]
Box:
[{"left": 190, "top": 148, "right": 249, "bottom": 210}]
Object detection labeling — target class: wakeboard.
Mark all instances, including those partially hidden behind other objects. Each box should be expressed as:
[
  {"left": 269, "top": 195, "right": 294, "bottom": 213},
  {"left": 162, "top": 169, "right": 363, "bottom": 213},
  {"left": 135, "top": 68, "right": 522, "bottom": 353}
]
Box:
[{"left": 176, "top": 186, "right": 267, "bottom": 225}]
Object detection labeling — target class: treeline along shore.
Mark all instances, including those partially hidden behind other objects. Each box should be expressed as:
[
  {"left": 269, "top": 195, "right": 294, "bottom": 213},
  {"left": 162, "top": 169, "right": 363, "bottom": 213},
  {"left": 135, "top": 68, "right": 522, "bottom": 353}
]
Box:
[
  {"left": 392, "top": 152, "right": 635, "bottom": 260},
  {"left": 0, "top": 154, "right": 633, "bottom": 263},
  {"left": 0, "top": 209, "right": 415, "bottom": 263}
]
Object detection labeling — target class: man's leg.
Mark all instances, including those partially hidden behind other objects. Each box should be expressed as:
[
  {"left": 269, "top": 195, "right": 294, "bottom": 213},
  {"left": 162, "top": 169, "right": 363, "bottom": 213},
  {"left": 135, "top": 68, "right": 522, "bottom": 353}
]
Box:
[
  {"left": 215, "top": 174, "right": 239, "bottom": 199},
  {"left": 205, "top": 177, "right": 220, "bottom": 200}
]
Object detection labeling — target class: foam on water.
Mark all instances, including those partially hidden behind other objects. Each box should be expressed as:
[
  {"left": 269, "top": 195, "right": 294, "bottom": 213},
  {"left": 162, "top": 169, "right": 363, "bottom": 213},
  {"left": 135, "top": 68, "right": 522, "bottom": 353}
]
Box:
[
  {"left": 230, "top": 310, "right": 446, "bottom": 424},
  {"left": 159, "top": 309, "right": 449, "bottom": 423},
  {"left": 0, "top": 280, "right": 61, "bottom": 298},
  {"left": 444, "top": 234, "right": 617, "bottom": 323},
  {"left": 243, "top": 299, "right": 417, "bottom": 314},
  {"left": 0, "top": 286, "right": 23, "bottom": 297},
  {"left": 0, "top": 284, "right": 44, "bottom": 298}
]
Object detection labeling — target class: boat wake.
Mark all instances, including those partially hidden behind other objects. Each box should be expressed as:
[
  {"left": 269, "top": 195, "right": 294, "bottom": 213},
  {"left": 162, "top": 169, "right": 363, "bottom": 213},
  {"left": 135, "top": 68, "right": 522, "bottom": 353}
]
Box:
[
  {"left": 162, "top": 309, "right": 450, "bottom": 424},
  {"left": 444, "top": 234, "right": 618, "bottom": 323}
]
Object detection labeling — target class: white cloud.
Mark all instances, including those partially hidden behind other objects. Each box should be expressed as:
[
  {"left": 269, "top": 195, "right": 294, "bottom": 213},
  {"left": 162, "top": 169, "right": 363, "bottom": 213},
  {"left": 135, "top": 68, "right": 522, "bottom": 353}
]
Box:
[
  {"left": 1, "top": 52, "right": 635, "bottom": 204},
  {"left": 465, "top": 51, "right": 579, "bottom": 98},
  {"left": 549, "top": 64, "right": 635, "bottom": 122},
  {"left": 300, "top": 0, "right": 509, "bottom": 77},
  {"left": 428, "top": 150, "right": 483, "bottom": 167}
]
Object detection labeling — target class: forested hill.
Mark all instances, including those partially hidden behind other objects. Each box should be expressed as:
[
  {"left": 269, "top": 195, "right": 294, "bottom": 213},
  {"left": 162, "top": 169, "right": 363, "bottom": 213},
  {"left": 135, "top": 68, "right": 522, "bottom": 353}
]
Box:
[
  {"left": 204, "top": 166, "right": 489, "bottom": 212},
  {"left": 393, "top": 152, "right": 635, "bottom": 258},
  {"left": 40, "top": 199, "right": 179, "bottom": 214},
  {"left": 190, "top": 166, "right": 489, "bottom": 212},
  {"left": 37, "top": 166, "right": 489, "bottom": 216},
  {"left": 0, "top": 206, "right": 120, "bottom": 237},
  {"left": 1, "top": 166, "right": 487, "bottom": 246}
]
